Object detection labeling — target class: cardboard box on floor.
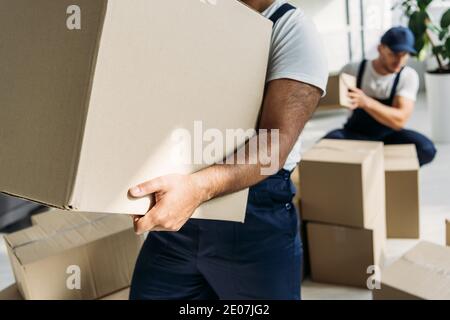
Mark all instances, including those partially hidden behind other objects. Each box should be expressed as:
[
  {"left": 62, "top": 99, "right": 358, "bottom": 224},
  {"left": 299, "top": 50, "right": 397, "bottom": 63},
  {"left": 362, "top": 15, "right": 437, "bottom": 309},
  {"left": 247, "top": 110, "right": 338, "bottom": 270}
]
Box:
[
  {"left": 384, "top": 145, "right": 420, "bottom": 239},
  {"left": 4, "top": 209, "right": 143, "bottom": 300},
  {"left": 306, "top": 211, "right": 386, "bottom": 288},
  {"left": 0, "top": 0, "right": 272, "bottom": 222},
  {"left": 300, "top": 139, "right": 386, "bottom": 229},
  {"left": 0, "top": 283, "right": 130, "bottom": 300},
  {"left": 373, "top": 242, "right": 450, "bottom": 300}
]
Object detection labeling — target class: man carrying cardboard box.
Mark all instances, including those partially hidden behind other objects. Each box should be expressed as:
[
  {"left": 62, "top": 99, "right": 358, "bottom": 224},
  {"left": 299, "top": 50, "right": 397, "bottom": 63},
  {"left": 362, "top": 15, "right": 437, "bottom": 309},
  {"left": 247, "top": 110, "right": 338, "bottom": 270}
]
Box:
[
  {"left": 324, "top": 27, "right": 437, "bottom": 167},
  {"left": 128, "top": 0, "right": 328, "bottom": 300}
]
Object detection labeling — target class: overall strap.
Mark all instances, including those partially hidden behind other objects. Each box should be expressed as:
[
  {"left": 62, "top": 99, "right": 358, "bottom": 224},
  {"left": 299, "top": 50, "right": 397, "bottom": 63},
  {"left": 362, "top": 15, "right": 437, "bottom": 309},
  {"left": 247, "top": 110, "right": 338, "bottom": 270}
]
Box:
[
  {"left": 269, "top": 3, "right": 296, "bottom": 26},
  {"left": 389, "top": 68, "right": 405, "bottom": 102},
  {"left": 357, "top": 59, "right": 368, "bottom": 89}
]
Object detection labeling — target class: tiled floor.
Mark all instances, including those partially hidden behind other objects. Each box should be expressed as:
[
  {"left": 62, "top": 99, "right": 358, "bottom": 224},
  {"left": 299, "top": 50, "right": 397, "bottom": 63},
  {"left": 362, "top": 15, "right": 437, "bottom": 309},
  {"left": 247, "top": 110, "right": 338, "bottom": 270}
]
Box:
[{"left": 1, "top": 93, "right": 449, "bottom": 299}]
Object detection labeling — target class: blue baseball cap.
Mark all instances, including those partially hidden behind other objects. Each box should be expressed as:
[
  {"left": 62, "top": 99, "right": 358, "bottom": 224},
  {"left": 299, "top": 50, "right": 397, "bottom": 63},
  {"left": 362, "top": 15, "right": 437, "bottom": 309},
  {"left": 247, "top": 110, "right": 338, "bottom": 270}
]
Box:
[{"left": 381, "top": 26, "right": 417, "bottom": 55}]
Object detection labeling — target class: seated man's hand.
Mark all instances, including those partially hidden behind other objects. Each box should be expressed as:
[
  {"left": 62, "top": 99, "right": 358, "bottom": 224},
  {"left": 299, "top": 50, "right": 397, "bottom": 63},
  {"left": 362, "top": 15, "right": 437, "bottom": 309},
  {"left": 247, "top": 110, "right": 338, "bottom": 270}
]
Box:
[
  {"left": 348, "top": 87, "right": 373, "bottom": 110},
  {"left": 129, "top": 174, "right": 205, "bottom": 234}
]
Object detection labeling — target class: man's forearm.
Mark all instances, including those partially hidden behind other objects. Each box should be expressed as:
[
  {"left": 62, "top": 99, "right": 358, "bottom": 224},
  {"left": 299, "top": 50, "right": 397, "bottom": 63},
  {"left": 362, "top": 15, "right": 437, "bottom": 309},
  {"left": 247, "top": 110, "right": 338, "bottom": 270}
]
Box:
[
  {"left": 363, "top": 98, "right": 405, "bottom": 130},
  {"left": 191, "top": 131, "right": 290, "bottom": 202}
]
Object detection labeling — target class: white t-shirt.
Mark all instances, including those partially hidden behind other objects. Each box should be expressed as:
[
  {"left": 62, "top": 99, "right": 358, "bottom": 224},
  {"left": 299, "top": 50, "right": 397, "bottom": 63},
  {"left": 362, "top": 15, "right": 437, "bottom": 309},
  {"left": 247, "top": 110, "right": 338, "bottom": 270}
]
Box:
[
  {"left": 261, "top": 0, "right": 329, "bottom": 171},
  {"left": 341, "top": 61, "right": 420, "bottom": 101}
]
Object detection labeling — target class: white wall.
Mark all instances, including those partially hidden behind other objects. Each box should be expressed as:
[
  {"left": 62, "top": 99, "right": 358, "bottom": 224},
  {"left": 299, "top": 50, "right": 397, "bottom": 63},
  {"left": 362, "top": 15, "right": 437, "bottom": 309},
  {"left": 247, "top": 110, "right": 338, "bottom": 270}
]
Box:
[{"left": 291, "top": 0, "right": 393, "bottom": 72}]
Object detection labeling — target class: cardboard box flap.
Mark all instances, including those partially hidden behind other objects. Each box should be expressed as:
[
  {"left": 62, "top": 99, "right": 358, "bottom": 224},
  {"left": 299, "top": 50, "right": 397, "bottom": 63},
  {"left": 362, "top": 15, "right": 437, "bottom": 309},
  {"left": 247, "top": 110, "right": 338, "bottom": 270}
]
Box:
[
  {"left": 384, "top": 145, "right": 419, "bottom": 171},
  {"left": 4, "top": 226, "right": 48, "bottom": 250},
  {"left": 0, "top": 0, "right": 108, "bottom": 208},
  {"left": 302, "top": 139, "right": 384, "bottom": 164},
  {"left": 32, "top": 209, "right": 107, "bottom": 231},
  {"left": 32, "top": 210, "right": 92, "bottom": 230},
  {"left": 5, "top": 214, "right": 133, "bottom": 265},
  {"left": 381, "top": 242, "right": 450, "bottom": 299}
]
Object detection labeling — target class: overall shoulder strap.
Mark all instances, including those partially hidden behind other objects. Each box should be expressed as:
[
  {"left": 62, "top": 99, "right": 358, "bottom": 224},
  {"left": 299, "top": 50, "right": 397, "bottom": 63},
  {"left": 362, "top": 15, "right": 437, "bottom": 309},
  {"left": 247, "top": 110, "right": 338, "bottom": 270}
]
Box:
[
  {"left": 356, "top": 59, "right": 367, "bottom": 89},
  {"left": 269, "top": 3, "right": 296, "bottom": 26},
  {"left": 389, "top": 67, "right": 405, "bottom": 102}
]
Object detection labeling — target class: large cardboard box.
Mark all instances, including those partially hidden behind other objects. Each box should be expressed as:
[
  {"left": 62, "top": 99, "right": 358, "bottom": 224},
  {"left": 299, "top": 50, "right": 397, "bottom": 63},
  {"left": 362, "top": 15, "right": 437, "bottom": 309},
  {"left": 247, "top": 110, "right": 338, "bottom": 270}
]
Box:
[
  {"left": 384, "top": 145, "right": 420, "bottom": 239},
  {"left": 4, "top": 209, "right": 144, "bottom": 300},
  {"left": 300, "top": 139, "right": 385, "bottom": 229},
  {"left": 0, "top": 283, "right": 130, "bottom": 300},
  {"left": 373, "top": 242, "right": 450, "bottom": 300},
  {"left": 0, "top": 0, "right": 272, "bottom": 222},
  {"left": 446, "top": 219, "right": 450, "bottom": 246},
  {"left": 306, "top": 211, "right": 386, "bottom": 288}
]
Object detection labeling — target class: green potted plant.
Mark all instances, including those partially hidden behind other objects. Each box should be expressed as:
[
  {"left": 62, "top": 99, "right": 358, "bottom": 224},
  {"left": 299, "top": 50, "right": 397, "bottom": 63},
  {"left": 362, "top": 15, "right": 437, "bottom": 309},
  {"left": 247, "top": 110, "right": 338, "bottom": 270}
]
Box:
[{"left": 395, "top": 0, "right": 450, "bottom": 142}]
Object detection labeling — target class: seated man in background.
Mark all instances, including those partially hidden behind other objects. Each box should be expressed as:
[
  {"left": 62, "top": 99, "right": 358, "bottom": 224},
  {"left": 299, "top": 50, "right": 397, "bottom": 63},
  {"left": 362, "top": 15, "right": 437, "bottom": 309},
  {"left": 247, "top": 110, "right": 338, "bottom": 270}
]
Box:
[{"left": 324, "top": 26, "right": 437, "bottom": 166}]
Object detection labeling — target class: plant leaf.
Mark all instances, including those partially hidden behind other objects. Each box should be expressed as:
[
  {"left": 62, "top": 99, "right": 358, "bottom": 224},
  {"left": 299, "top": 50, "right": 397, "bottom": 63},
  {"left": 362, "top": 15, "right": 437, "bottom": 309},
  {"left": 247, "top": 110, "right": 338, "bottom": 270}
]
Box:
[
  {"left": 445, "top": 38, "right": 450, "bottom": 60},
  {"left": 418, "top": 0, "right": 432, "bottom": 11},
  {"left": 409, "top": 11, "right": 428, "bottom": 37},
  {"left": 441, "top": 9, "right": 450, "bottom": 29},
  {"left": 416, "top": 34, "right": 426, "bottom": 53},
  {"left": 432, "top": 45, "right": 444, "bottom": 55}
]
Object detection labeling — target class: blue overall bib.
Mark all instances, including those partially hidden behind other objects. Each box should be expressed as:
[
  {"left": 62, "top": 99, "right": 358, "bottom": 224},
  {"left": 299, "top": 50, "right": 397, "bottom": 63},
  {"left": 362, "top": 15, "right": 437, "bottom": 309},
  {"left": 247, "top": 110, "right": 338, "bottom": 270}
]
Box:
[
  {"left": 324, "top": 60, "right": 436, "bottom": 166},
  {"left": 130, "top": 4, "right": 302, "bottom": 300}
]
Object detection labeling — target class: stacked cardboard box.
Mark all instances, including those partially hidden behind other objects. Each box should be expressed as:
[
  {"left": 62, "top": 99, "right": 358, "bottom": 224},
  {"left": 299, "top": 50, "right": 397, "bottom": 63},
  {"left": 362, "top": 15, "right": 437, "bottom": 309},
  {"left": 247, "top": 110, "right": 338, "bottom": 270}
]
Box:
[
  {"left": 373, "top": 242, "right": 450, "bottom": 300},
  {"left": 4, "top": 209, "right": 143, "bottom": 300},
  {"left": 384, "top": 145, "right": 420, "bottom": 238},
  {"left": 300, "top": 139, "right": 387, "bottom": 288},
  {"left": 0, "top": 0, "right": 272, "bottom": 223}
]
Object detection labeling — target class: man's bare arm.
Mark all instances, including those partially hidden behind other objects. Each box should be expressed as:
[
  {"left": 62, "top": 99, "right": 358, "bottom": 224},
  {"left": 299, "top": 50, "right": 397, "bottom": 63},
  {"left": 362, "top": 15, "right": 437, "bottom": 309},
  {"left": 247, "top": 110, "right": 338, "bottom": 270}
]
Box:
[
  {"left": 348, "top": 87, "right": 414, "bottom": 130},
  {"left": 362, "top": 96, "right": 414, "bottom": 130}
]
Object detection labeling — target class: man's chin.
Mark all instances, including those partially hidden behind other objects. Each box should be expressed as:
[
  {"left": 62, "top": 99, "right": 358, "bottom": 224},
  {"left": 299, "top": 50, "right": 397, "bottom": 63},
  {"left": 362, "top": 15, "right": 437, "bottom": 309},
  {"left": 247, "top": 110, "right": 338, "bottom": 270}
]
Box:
[{"left": 386, "top": 66, "right": 400, "bottom": 74}]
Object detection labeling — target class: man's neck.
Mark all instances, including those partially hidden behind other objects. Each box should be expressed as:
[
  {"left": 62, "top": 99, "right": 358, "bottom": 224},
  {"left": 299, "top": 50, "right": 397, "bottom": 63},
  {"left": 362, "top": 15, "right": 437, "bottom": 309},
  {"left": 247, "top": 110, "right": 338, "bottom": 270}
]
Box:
[
  {"left": 241, "top": 0, "right": 275, "bottom": 13},
  {"left": 372, "top": 58, "right": 392, "bottom": 76}
]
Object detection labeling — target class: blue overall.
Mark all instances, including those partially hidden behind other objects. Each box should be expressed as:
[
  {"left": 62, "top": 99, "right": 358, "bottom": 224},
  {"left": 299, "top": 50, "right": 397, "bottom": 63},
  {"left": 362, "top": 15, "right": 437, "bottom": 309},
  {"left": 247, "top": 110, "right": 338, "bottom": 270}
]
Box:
[
  {"left": 129, "top": 4, "right": 302, "bottom": 300},
  {"left": 324, "top": 60, "right": 437, "bottom": 166}
]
